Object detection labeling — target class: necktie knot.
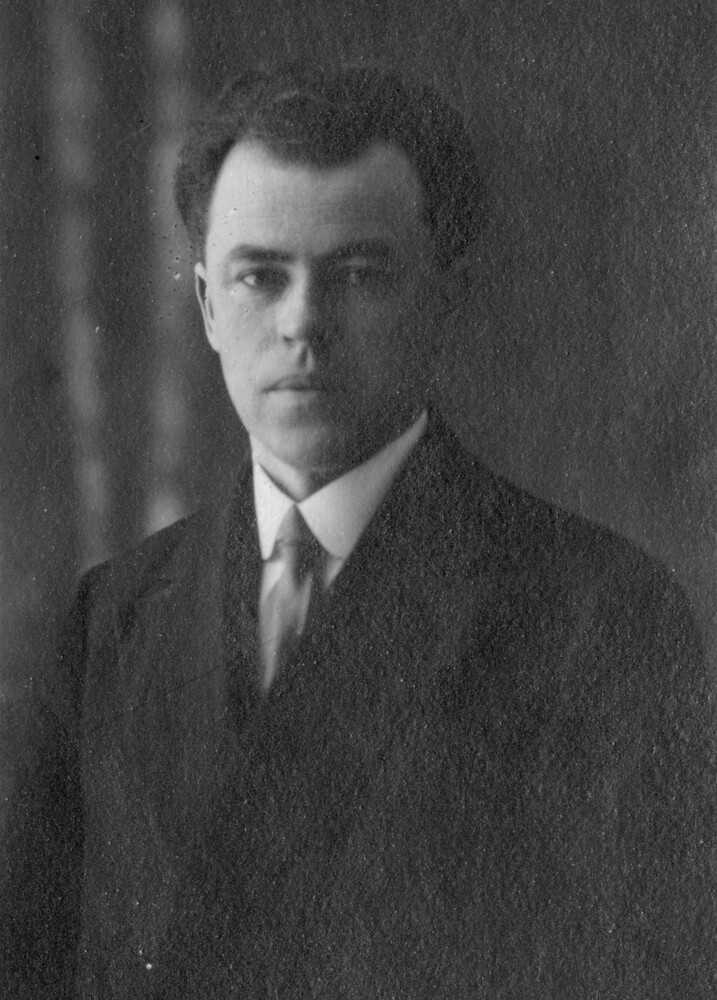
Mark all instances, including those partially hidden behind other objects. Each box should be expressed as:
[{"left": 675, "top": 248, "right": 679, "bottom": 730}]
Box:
[
  {"left": 260, "top": 505, "right": 326, "bottom": 691},
  {"left": 274, "top": 505, "right": 322, "bottom": 580}
]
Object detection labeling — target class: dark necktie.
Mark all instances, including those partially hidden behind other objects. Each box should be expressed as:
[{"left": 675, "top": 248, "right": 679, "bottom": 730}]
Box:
[{"left": 259, "top": 505, "right": 324, "bottom": 691}]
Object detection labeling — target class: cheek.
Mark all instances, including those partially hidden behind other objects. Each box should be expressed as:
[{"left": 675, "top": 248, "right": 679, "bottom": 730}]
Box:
[
  {"left": 357, "top": 298, "right": 427, "bottom": 361},
  {"left": 211, "top": 300, "right": 272, "bottom": 357},
  {"left": 212, "top": 323, "right": 259, "bottom": 391},
  {"left": 342, "top": 294, "right": 415, "bottom": 343}
]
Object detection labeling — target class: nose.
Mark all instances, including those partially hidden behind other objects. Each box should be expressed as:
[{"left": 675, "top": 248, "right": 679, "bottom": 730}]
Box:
[{"left": 276, "top": 275, "right": 325, "bottom": 345}]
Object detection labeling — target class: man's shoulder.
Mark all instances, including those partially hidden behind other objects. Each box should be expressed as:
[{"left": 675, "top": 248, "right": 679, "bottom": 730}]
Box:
[
  {"left": 433, "top": 426, "right": 674, "bottom": 594},
  {"left": 426, "top": 426, "right": 704, "bottom": 661},
  {"left": 80, "top": 505, "right": 219, "bottom": 608}
]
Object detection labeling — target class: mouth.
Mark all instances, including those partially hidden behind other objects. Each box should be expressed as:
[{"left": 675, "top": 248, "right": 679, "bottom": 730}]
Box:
[{"left": 268, "top": 374, "right": 334, "bottom": 393}]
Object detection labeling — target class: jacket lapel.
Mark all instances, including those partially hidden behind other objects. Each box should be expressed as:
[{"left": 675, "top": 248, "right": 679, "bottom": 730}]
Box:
[
  {"left": 272, "top": 414, "right": 512, "bottom": 711},
  {"left": 113, "top": 463, "right": 262, "bottom": 818}
]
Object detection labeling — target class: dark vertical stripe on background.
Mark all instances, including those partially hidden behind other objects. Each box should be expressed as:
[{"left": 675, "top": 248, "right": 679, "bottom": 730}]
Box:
[
  {"left": 144, "top": 1, "right": 194, "bottom": 536},
  {"left": 49, "top": 5, "right": 108, "bottom": 569},
  {"left": 88, "top": 3, "right": 154, "bottom": 561},
  {"left": 0, "top": 2, "right": 79, "bottom": 815},
  {"left": 0, "top": 4, "right": 78, "bottom": 697}
]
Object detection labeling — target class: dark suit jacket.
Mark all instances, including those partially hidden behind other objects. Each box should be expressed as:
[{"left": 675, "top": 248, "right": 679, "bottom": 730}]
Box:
[{"left": 2, "top": 419, "right": 714, "bottom": 998}]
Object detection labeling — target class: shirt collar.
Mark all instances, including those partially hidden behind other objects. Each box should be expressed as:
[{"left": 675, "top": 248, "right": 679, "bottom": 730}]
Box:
[{"left": 252, "top": 411, "right": 428, "bottom": 561}]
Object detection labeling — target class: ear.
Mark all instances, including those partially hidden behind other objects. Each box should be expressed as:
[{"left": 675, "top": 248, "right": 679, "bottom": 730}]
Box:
[{"left": 194, "top": 261, "right": 219, "bottom": 352}]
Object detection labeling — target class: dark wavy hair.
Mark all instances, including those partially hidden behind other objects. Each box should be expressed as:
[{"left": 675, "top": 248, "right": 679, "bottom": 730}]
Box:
[{"left": 174, "top": 63, "right": 482, "bottom": 269}]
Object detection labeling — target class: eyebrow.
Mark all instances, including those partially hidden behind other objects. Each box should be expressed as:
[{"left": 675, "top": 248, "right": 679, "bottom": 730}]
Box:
[
  {"left": 324, "top": 241, "right": 397, "bottom": 265},
  {"left": 225, "top": 240, "right": 398, "bottom": 266},
  {"left": 226, "top": 245, "right": 293, "bottom": 264}
]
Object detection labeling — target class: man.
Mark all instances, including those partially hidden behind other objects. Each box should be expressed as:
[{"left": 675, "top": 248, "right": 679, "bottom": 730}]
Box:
[{"left": 2, "top": 64, "right": 714, "bottom": 998}]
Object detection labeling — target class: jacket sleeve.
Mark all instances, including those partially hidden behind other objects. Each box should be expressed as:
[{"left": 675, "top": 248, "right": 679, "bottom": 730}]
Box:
[{"left": 0, "top": 573, "right": 95, "bottom": 1000}]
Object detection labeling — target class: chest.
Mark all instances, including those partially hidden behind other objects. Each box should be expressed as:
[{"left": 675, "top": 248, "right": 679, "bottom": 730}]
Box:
[{"left": 77, "top": 539, "right": 631, "bottom": 997}]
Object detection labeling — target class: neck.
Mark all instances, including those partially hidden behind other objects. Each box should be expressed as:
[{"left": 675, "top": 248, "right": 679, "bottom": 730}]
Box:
[
  {"left": 256, "top": 458, "right": 334, "bottom": 502},
  {"left": 252, "top": 408, "right": 426, "bottom": 502}
]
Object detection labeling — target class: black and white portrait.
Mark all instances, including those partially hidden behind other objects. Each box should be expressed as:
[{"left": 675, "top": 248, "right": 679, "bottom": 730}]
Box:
[{"left": 1, "top": 3, "right": 714, "bottom": 997}]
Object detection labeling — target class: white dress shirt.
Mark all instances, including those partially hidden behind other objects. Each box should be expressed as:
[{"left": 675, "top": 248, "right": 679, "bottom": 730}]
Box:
[{"left": 252, "top": 411, "right": 428, "bottom": 605}]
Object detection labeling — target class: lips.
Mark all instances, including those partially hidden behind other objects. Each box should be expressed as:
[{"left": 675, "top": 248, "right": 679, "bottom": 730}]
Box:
[{"left": 268, "top": 373, "right": 333, "bottom": 392}]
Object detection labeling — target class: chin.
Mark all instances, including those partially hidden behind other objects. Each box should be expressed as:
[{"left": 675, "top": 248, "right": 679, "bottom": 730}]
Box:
[{"left": 272, "top": 421, "right": 363, "bottom": 475}]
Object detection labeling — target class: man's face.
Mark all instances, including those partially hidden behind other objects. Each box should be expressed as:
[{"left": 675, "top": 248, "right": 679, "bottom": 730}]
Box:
[{"left": 195, "top": 139, "right": 442, "bottom": 482}]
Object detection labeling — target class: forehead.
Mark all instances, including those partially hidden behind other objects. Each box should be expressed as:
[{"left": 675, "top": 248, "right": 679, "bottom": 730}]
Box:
[{"left": 203, "top": 139, "right": 429, "bottom": 262}]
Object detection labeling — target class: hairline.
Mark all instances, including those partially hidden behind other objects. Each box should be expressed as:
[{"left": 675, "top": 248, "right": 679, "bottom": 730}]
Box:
[{"left": 194, "top": 134, "right": 433, "bottom": 265}]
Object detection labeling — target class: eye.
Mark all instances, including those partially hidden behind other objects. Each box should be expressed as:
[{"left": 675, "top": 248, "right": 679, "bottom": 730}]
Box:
[
  {"left": 333, "top": 262, "right": 396, "bottom": 293},
  {"left": 236, "top": 267, "right": 288, "bottom": 293}
]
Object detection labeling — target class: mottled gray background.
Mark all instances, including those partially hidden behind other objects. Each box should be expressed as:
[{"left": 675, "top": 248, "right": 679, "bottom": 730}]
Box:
[{"left": 1, "top": 0, "right": 714, "bottom": 737}]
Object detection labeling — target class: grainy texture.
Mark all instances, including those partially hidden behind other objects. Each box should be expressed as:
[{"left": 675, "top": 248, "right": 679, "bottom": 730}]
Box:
[
  {"left": 2, "top": 0, "right": 712, "bottom": 691},
  {"left": 1, "top": 2, "right": 714, "bottom": 987},
  {"left": 2, "top": 421, "right": 713, "bottom": 996}
]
